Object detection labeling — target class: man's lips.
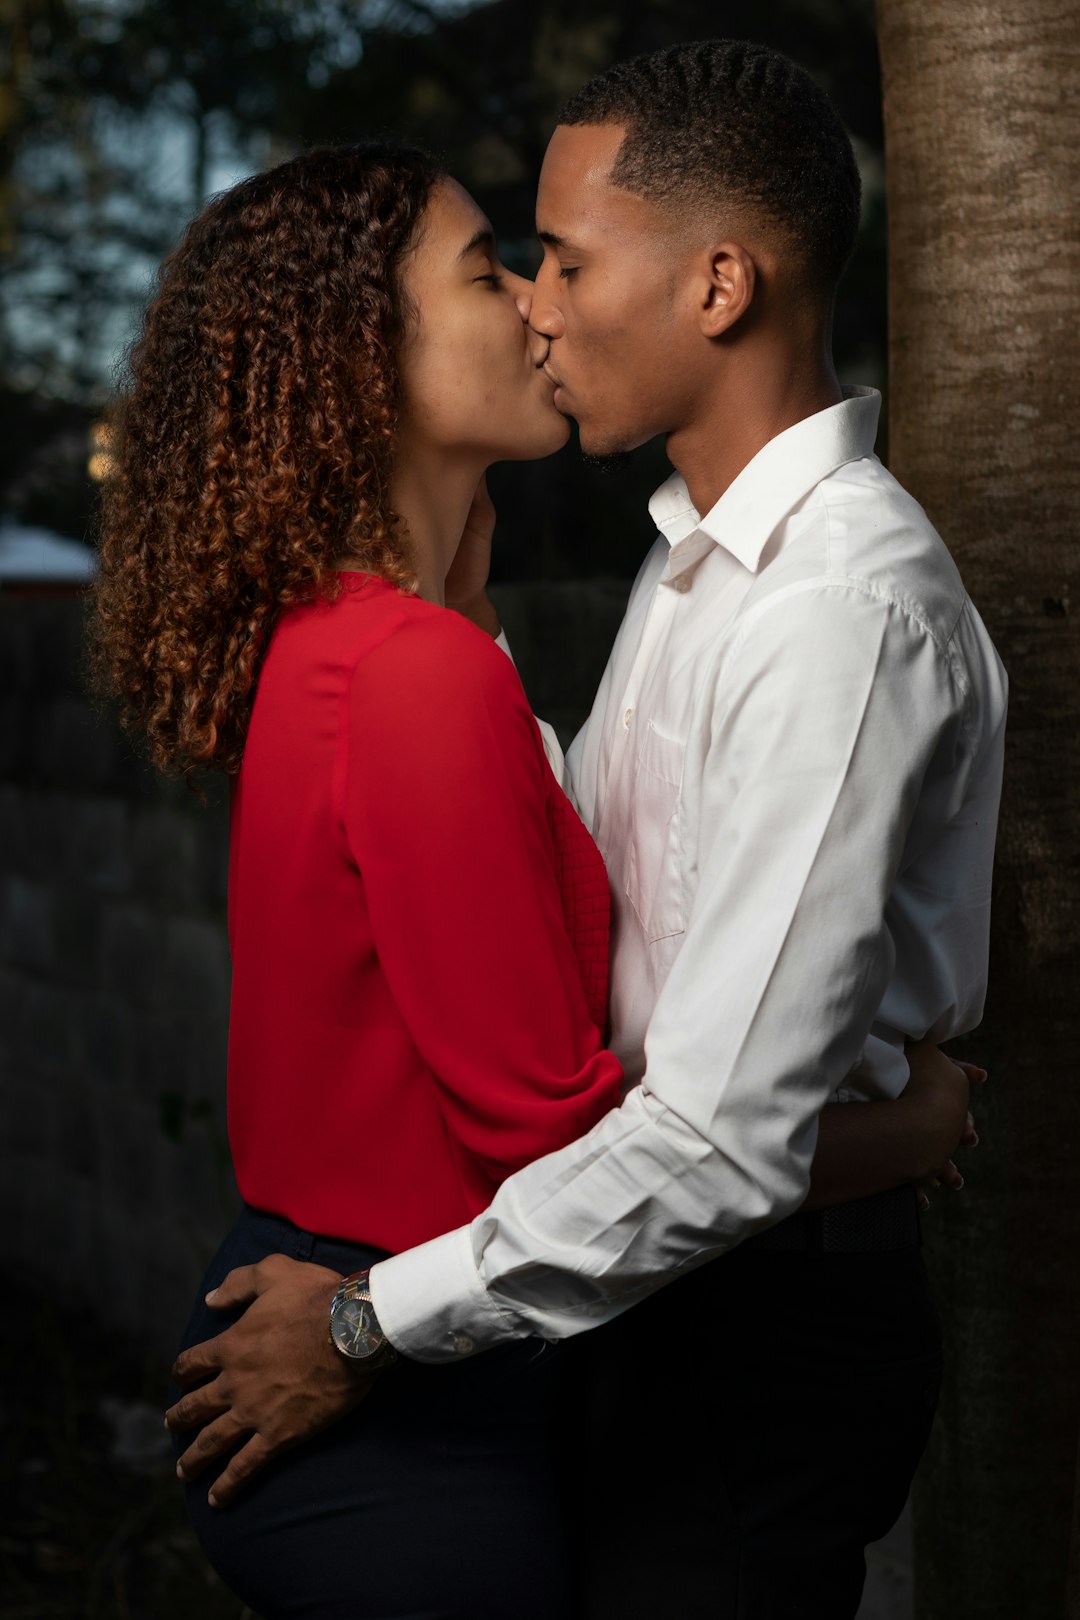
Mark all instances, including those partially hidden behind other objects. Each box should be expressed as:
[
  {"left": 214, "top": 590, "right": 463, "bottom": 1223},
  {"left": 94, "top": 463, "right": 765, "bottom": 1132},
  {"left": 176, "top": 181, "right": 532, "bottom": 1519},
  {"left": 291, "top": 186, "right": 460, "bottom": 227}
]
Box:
[{"left": 542, "top": 363, "right": 571, "bottom": 411}]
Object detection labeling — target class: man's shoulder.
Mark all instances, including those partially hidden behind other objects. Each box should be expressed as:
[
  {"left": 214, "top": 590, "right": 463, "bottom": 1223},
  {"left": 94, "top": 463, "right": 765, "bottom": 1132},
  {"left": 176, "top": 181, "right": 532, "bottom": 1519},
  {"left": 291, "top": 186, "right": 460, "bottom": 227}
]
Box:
[
  {"left": 747, "top": 455, "right": 970, "bottom": 650},
  {"left": 724, "top": 458, "right": 1007, "bottom": 738}
]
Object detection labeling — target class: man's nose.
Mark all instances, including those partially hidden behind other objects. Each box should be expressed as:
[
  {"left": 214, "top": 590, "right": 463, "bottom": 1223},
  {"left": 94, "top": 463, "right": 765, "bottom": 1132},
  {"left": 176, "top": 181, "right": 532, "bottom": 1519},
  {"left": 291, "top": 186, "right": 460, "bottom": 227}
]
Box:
[{"left": 528, "top": 289, "right": 565, "bottom": 341}]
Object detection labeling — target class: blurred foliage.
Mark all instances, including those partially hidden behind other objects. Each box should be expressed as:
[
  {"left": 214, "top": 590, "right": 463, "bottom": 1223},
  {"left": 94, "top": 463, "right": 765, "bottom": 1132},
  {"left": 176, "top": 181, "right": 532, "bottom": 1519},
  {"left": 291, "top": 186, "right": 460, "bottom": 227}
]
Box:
[{"left": 1, "top": 0, "right": 885, "bottom": 578}]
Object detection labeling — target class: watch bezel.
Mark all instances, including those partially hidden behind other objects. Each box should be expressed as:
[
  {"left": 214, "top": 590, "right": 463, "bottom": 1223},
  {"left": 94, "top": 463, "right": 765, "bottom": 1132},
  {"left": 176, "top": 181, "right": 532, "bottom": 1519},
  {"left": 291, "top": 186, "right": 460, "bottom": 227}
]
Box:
[{"left": 328, "top": 1269, "right": 397, "bottom": 1369}]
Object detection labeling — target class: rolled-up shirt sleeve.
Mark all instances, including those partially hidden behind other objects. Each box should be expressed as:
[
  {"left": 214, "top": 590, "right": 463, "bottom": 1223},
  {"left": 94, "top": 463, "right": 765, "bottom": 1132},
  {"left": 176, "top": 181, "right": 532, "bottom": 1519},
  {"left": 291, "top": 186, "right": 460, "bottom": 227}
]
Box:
[{"left": 371, "top": 583, "right": 970, "bottom": 1361}]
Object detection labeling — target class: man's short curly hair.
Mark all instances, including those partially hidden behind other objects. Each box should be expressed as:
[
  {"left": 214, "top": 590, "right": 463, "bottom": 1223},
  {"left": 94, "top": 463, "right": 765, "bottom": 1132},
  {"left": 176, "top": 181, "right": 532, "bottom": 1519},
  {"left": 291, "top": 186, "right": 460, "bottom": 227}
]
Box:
[
  {"left": 91, "top": 140, "right": 443, "bottom": 779},
  {"left": 559, "top": 40, "right": 861, "bottom": 291}
]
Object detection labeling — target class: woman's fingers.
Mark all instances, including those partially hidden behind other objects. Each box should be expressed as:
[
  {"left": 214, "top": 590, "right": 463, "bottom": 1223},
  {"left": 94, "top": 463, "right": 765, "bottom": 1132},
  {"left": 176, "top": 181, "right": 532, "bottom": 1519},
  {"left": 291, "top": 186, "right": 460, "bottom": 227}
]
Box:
[
  {"left": 953, "top": 1060, "right": 988, "bottom": 1084},
  {"left": 920, "top": 1157, "right": 967, "bottom": 1211}
]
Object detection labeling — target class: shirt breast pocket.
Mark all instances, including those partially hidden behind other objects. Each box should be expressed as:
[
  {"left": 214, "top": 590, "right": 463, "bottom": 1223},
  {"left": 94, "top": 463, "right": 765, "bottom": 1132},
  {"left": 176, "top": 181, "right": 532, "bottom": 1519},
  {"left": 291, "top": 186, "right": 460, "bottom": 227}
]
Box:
[{"left": 625, "top": 722, "right": 687, "bottom": 944}]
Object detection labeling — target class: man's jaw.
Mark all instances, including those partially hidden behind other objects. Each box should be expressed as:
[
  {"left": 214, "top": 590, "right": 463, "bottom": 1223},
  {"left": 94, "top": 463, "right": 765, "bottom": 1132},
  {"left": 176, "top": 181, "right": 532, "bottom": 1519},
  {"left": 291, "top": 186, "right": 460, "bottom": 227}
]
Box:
[{"left": 542, "top": 360, "right": 636, "bottom": 466}]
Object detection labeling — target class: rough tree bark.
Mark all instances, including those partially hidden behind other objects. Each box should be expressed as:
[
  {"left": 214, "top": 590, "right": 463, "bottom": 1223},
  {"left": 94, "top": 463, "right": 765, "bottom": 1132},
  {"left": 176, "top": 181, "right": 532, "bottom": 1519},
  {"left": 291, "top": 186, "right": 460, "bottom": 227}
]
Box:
[{"left": 876, "top": 2, "right": 1080, "bottom": 1615}]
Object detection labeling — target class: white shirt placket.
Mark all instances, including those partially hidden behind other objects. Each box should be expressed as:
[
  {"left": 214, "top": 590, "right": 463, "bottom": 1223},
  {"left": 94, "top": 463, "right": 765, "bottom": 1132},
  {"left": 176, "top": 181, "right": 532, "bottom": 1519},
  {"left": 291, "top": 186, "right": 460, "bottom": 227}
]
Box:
[{"left": 595, "top": 548, "right": 701, "bottom": 844}]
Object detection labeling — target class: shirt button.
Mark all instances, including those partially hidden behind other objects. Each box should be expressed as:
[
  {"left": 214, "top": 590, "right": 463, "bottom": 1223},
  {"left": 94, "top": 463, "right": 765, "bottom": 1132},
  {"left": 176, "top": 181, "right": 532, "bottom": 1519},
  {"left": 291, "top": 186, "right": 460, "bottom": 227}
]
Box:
[
  {"left": 450, "top": 1332, "right": 475, "bottom": 1356},
  {"left": 673, "top": 575, "right": 692, "bottom": 594},
  {"left": 623, "top": 708, "right": 634, "bottom": 729}
]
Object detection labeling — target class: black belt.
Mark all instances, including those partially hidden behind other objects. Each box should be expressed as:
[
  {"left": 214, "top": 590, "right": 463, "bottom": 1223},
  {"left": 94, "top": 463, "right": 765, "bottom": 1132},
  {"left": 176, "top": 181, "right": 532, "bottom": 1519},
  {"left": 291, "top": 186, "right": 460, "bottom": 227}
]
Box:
[{"left": 742, "top": 1185, "right": 921, "bottom": 1254}]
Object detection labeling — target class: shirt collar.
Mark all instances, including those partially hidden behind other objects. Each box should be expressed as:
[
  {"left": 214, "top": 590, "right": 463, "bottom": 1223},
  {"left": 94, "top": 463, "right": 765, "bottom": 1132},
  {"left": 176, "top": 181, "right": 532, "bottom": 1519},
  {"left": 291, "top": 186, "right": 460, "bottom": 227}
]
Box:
[{"left": 648, "top": 386, "right": 882, "bottom": 578}]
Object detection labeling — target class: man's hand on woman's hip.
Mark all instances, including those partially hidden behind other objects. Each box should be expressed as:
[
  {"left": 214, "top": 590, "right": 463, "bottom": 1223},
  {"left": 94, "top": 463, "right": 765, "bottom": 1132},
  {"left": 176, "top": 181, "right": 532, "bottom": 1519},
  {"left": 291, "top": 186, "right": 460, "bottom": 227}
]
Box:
[{"left": 166, "top": 1253, "right": 378, "bottom": 1509}]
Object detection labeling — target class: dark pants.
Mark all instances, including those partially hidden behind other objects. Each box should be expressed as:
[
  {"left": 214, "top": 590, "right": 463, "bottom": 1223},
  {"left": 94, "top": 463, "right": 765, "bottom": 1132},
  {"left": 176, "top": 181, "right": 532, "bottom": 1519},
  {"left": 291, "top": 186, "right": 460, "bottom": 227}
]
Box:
[
  {"left": 173, "top": 1206, "right": 573, "bottom": 1620},
  {"left": 563, "top": 1240, "right": 943, "bottom": 1619},
  {"left": 175, "top": 1209, "right": 940, "bottom": 1620}
]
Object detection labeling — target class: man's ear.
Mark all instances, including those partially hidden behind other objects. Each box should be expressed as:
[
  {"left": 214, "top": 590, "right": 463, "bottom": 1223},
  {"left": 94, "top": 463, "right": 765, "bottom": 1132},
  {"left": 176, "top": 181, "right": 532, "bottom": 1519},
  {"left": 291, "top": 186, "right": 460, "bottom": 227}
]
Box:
[{"left": 698, "top": 242, "right": 756, "bottom": 337}]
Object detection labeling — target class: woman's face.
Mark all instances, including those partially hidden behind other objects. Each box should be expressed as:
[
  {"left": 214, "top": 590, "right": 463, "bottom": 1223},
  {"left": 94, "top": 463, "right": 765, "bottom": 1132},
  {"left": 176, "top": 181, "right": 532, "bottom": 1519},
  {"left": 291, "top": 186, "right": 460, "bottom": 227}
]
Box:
[{"left": 395, "top": 179, "right": 570, "bottom": 464}]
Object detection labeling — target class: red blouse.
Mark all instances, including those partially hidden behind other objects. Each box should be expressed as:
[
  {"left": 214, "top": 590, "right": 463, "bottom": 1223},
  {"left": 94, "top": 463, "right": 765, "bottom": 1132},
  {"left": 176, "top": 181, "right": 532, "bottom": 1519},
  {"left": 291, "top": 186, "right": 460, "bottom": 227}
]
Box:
[{"left": 226, "top": 574, "right": 623, "bottom": 1253}]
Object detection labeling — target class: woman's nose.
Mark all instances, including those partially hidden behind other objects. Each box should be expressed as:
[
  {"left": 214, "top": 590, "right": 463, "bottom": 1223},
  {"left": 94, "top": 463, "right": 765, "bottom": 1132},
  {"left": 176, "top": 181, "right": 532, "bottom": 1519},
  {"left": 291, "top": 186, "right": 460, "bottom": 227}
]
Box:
[{"left": 505, "top": 270, "right": 534, "bottom": 324}]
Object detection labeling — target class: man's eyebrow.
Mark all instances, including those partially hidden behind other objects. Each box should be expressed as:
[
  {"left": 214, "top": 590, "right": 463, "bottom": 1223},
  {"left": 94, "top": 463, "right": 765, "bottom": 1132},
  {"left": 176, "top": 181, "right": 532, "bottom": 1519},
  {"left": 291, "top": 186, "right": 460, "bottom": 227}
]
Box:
[
  {"left": 538, "top": 230, "right": 578, "bottom": 250},
  {"left": 457, "top": 227, "right": 497, "bottom": 261}
]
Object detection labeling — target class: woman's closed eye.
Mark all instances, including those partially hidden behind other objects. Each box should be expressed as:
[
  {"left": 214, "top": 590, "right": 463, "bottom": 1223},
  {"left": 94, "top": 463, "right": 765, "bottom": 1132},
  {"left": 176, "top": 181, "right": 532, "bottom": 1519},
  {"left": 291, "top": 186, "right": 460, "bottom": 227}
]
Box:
[{"left": 557, "top": 265, "right": 579, "bottom": 280}]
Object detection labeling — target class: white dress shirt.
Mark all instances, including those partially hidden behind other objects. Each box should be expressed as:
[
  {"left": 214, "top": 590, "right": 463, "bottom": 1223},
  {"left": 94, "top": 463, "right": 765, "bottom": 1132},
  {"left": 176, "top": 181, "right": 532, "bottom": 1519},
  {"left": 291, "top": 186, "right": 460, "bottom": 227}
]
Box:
[{"left": 370, "top": 387, "right": 1008, "bottom": 1362}]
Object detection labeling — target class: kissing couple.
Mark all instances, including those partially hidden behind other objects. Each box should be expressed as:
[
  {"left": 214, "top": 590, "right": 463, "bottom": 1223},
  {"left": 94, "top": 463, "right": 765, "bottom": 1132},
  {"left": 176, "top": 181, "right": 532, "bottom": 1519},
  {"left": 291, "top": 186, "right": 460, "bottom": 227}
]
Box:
[{"left": 93, "top": 37, "right": 1006, "bottom": 1620}]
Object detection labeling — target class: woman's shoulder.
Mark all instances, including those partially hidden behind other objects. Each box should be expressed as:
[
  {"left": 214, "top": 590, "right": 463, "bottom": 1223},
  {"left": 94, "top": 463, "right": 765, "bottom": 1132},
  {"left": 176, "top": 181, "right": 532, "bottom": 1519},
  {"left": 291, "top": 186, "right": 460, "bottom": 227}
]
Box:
[
  {"left": 348, "top": 584, "right": 525, "bottom": 706},
  {"left": 273, "top": 575, "right": 511, "bottom": 683},
  {"left": 341, "top": 587, "right": 545, "bottom": 782}
]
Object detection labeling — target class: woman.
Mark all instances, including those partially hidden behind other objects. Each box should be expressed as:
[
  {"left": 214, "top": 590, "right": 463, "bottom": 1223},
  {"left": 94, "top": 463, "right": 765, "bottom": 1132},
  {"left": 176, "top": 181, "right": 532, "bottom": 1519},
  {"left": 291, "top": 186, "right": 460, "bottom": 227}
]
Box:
[{"left": 91, "top": 142, "right": 975, "bottom": 1619}]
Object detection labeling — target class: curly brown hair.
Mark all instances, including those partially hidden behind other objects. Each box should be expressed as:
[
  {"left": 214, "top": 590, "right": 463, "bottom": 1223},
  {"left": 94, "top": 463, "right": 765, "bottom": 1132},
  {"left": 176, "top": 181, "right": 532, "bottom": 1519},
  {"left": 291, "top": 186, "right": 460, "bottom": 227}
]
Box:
[{"left": 90, "top": 141, "right": 444, "bottom": 777}]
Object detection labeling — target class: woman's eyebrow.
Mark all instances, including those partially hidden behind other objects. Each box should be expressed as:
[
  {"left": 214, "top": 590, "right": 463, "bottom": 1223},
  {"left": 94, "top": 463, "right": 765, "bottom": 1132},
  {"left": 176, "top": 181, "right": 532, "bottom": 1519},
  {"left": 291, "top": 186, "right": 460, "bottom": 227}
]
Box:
[{"left": 457, "top": 227, "right": 497, "bottom": 261}]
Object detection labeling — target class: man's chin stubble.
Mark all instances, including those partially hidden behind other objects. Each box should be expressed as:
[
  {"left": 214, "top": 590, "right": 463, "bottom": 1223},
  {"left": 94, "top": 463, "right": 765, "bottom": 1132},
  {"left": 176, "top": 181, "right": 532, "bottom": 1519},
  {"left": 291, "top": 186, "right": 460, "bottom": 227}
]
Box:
[{"left": 579, "top": 448, "right": 635, "bottom": 476}]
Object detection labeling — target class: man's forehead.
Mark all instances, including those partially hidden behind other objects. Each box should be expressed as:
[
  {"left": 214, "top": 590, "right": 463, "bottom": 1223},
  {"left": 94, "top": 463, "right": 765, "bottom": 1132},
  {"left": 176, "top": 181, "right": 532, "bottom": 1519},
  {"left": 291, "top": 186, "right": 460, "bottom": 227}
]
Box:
[
  {"left": 536, "top": 123, "right": 656, "bottom": 243},
  {"left": 539, "top": 121, "right": 627, "bottom": 195}
]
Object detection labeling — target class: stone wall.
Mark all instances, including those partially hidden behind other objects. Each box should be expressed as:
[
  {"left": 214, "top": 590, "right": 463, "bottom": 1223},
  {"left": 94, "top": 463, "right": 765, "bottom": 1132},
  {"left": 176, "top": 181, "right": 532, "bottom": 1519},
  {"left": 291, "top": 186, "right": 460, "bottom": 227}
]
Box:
[
  {"left": 0, "top": 581, "right": 630, "bottom": 1358},
  {"left": 0, "top": 595, "right": 235, "bottom": 1354}
]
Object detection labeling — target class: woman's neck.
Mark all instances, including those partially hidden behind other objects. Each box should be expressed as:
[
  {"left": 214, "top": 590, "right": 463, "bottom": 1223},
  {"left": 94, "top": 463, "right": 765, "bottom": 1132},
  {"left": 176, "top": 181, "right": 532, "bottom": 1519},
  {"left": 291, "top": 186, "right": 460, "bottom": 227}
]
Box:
[{"left": 389, "top": 449, "right": 486, "bottom": 605}]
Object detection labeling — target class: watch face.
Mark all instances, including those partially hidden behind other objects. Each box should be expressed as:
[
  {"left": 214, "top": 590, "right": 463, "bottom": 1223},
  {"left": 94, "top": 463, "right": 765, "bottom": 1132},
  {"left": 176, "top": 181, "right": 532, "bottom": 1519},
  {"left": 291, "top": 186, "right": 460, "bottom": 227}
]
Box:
[{"left": 331, "top": 1294, "right": 383, "bottom": 1360}]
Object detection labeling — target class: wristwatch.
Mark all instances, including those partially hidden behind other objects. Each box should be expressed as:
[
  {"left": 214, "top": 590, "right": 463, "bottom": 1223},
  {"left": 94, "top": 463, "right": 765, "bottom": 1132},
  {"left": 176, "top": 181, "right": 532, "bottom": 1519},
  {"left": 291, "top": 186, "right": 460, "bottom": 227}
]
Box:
[{"left": 328, "top": 1270, "right": 398, "bottom": 1372}]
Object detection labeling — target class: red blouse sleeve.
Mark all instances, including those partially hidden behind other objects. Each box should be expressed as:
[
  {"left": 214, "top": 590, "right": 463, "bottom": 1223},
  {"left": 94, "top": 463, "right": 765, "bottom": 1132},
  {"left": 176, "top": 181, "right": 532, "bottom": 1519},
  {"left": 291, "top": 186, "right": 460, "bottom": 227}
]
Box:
[{"left": 340, "top": 609, "right": 624, "bottom": 1189}]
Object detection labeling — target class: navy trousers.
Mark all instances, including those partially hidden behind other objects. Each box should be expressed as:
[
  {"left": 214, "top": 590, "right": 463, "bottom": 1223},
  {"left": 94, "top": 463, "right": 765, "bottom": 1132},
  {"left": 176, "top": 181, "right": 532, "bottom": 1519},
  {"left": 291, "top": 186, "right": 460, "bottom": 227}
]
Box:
[
  {"left": 561, "top": 1242, "right": 943, "bottom": 1619},
  {"left": 174, "top": 1206, "right": 573, "bottom": 1620},
  {"left": 176, "top": 1209, "right": 940, "bottom": 1619}
]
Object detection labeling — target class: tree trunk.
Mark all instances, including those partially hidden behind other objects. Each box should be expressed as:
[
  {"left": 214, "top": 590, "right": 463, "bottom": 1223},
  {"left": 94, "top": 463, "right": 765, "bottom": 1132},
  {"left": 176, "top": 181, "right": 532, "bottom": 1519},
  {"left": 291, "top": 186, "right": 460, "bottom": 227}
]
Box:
[{"left": 876, "top": 2, "right": 1080, "bottom": 1615}]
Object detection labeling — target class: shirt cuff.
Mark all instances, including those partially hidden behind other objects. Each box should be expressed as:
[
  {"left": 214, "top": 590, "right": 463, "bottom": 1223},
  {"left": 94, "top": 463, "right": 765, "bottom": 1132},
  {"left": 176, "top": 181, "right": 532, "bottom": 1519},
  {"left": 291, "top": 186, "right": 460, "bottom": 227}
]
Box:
[{"left": 368, "top": 1223, "right": 529, "bottom": 1364}]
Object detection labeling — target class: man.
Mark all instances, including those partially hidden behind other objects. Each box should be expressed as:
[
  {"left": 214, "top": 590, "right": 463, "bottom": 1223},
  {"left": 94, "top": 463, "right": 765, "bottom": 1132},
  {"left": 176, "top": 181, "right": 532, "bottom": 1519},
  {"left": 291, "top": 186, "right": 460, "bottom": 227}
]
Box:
[{"left": 169, "top": 40, "right": 1006, "bottom": 1615}]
